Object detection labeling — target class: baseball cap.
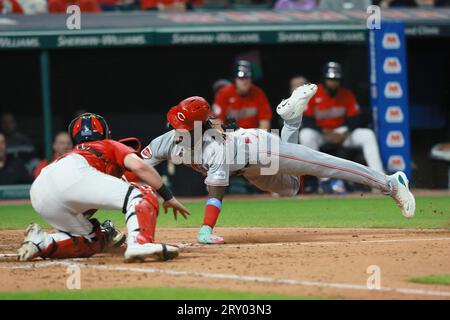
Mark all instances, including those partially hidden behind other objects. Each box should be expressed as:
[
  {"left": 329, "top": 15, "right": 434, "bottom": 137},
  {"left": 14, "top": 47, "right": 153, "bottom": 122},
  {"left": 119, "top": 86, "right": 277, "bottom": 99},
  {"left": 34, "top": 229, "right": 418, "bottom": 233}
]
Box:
[{"left": 323, "top": 61, "right": 343, "bottom": 80}]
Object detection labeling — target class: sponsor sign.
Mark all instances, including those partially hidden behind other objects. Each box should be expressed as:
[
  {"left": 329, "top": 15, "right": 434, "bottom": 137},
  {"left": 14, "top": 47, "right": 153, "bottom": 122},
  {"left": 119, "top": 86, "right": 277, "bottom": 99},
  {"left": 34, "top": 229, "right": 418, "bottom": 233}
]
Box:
[
  {"left": 388, "top": 155, "right": 406, "bottom": 171},
  {"left": 385, "top": 106, "right": 404, "bottom": 123},
  {"left": 382, "top": 32, "right": 401, "bottom": 49},
  {"left": 386, "top": 131, "right": 405, "bottom": 148},
  {"left": 383, "top": 57, "right": 402, "bottom": 74},
  {"left": 384, "top": 82, "right": 403, "bottom": 98},
  {"left": 369, "top": 22, "right": 411, "bottom": 178}
]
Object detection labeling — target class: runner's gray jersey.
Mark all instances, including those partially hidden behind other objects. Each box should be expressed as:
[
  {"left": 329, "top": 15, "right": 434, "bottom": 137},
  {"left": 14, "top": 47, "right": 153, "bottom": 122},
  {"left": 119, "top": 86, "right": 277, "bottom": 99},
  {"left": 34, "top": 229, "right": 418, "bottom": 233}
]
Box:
[{"left": 141, "top": 129, "right": 256, "bottom": 186}]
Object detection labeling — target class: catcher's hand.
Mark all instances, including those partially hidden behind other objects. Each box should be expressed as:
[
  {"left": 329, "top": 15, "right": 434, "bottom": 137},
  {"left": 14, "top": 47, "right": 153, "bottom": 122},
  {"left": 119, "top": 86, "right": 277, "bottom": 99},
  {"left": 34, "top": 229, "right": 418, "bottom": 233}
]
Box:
[{"left": 163, "top": 197, "right": 191, "bottom": 220}]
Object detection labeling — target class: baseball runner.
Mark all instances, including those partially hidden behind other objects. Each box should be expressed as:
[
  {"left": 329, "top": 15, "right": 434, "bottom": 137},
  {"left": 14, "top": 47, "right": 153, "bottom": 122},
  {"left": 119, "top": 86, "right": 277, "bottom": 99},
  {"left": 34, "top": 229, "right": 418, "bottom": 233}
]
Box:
[
  {"left": 140, "top": 83, "right": 415, "bottom": 244},
  {"left": 17, "top": 113, "right": 190, "bottom": 262}
]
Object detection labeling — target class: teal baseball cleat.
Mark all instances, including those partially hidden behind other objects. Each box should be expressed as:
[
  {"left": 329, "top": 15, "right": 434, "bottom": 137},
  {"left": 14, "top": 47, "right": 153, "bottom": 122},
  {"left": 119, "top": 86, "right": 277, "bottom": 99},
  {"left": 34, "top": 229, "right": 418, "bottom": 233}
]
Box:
[
  {"left": 389, "top": 171, "right": 416, "bottom": 219},
  {"left": 198, "top": 225, "right": 225, "bottom": 244}
]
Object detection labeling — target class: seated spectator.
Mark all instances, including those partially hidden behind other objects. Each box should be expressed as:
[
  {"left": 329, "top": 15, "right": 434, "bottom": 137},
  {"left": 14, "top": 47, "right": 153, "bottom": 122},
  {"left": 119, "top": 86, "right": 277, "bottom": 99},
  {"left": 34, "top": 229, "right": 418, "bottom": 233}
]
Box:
[
  {"left": 274, "top": 0, "right": 318, "bottom": 11},
  {"left": 374, "top": 0, "right": 418, "bottom": 7},
  {"left": 47, "top": 0, "right": 101, "bottom": 13},
  {"left": 299, "top": 62, "right": 385, "bottom": 174},
  {"left": 289, "top": 75, "right": 309, "bottom": 94},
  {"left": 0, "top": 133, "right": 31, "bottom": 185},
  {"left": 141, "top": 0, "right": 203, "bottom": 11},
  {"left": 319, "top": 0, "right": 372, "bottom": 10},
  {"left": 0, "top": 0, "right": 47, "bottom": 13},
  {"left": 33, "top": 132, "right": 73, "bottom": 179},
  {"left": 213, "top": 60, "right": 272, "bottom": 130},
  {"left": 1, "top": 112, "right": 37, "bottom": 167}
]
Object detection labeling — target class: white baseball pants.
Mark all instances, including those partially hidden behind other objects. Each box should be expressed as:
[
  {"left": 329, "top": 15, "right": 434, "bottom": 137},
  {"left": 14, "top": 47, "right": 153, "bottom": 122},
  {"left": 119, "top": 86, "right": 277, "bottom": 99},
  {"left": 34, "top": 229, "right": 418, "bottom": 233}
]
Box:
[{"left": 30, "top": 153, "right": 140, "bottom": 237}]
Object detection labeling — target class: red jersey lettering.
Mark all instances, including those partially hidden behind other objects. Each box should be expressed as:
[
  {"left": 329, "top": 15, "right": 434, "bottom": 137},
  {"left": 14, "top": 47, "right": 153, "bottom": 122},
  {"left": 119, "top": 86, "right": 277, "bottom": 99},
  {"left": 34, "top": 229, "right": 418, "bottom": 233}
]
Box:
[{"left": 213, "top": 83, "right": 272, "bottom": 129}]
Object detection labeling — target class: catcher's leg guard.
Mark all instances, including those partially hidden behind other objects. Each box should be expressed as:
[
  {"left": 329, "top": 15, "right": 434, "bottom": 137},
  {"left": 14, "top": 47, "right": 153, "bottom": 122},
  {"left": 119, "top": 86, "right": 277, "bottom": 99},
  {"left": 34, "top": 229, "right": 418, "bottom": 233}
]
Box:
[
  {"left": 123, "top": 187, "right": 180, "bottom": 261},
  {"left": 124, "top": 189, "right": 159, "bottom": 245},
  {"left": 40, "top": 219, "right": 107, "bottom": 259},
  {"left": 18, "top": 219, "right": 107, "bottom": 261}
]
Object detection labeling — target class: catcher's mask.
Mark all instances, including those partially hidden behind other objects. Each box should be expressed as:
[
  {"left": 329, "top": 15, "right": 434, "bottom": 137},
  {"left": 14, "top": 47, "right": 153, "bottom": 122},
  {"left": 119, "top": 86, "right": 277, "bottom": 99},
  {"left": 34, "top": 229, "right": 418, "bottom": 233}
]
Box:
[
  {"left": 68, "top": 113, "right": 111, "bottom": 145},
  {"left": 167, "top": 96, "right": 211, "bottom": 131}
]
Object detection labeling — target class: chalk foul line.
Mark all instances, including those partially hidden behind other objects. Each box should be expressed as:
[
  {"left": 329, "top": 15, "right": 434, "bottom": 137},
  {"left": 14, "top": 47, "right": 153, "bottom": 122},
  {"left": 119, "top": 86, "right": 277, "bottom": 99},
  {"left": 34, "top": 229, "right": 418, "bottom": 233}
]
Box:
[{"left": 182, "top": 237, "right": 450, "bottom": 249}]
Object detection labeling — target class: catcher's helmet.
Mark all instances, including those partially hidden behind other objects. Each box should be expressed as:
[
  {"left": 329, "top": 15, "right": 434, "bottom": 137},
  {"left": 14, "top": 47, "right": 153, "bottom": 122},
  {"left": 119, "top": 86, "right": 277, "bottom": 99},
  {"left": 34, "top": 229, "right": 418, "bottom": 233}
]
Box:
[
  {"left": 68, "top": 113, "right": 111, "bottom": 145},
  {"left": 323, "top": 61, "right": 343, "bottom": 80},
  {"left": 234, "top": 60, "right": 252, "bottom": 79},
  {"left": 167, "top": 96, "right": 211, "bottom": 131}
]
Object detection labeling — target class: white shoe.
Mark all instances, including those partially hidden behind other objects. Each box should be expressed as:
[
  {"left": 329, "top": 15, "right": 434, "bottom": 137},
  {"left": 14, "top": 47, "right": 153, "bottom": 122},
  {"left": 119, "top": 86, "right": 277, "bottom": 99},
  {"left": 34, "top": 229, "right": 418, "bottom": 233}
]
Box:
[
  {"left": 124, "top": 242, "right": 179, "bottom": 262},
  {"left": 17, "top": 223, "right": 44, "bottom": 261},
  {"left": 276, "top": 83, "right": 318, "bottom": 121},
  {"left": 389, "top": 171, "right": 416, "bottom": 218}
]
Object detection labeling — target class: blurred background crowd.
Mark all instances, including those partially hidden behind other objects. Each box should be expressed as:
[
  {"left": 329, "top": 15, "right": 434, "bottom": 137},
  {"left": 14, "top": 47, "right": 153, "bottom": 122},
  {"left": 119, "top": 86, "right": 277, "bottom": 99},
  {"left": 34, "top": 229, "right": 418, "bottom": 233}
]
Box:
[
  {"left": 1, "top": 53, "right": 449, "bottom": 194},
  {"left": 0, "top": 1, "right": 449, "bottom": 196},
  {"left": 1, "top": 0, "right": 449, "bottom": 14}
]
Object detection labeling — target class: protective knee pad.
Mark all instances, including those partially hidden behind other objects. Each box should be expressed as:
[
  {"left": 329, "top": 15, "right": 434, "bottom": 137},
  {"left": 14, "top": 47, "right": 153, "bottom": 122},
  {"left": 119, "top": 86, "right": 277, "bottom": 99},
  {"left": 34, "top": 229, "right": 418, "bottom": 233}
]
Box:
[
  {"left": 134, "top": 190, "right": 160, "bottom": 244},
  {"left": 40, "top": 219, "right": 107, "bottom": 259}
]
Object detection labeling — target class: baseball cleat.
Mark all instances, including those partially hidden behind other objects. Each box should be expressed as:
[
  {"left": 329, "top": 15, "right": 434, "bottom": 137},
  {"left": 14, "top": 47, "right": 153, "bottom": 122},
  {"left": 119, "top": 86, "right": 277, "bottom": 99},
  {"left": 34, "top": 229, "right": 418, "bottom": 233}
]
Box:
[
  {"left": 198, "top": 225, "right": 225, "bottom": 244},
  {"left": 17, "top": 223, "right": 44, "bottom": 261},
  {"left": 101, "top": 220, "right": 126, "bottom": 249},
  {"left": 276, "top": 83, "right": 318, "bottom": 121},
  {"left": 124, "top": 242, "right": 179, "bottom": 262},
  {"left": 389, "top": 171, "right": 416, "bottom": 218}
]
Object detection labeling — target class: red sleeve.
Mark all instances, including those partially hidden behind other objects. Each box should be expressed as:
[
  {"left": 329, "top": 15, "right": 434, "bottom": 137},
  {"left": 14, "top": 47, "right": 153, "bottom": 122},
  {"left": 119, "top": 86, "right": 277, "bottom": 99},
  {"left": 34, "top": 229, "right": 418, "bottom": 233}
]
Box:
[
  {"left": 107, "top": 140, "right": 137, "bottom": 169},
  {"left": 212, "top": 87, "right": 228, "bottom": 121},
  {"left": 345, "top": 90, "right": 361, "bottom": 117},
  {"left": 256, "top": 88, "right": 273, "bottom": 121}
]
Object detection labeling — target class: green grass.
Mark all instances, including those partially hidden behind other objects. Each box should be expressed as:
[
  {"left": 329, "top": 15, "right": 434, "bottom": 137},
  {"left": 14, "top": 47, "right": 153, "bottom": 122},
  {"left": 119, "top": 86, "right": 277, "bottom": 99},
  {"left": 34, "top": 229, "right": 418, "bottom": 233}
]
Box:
[
  {"left": 0, "top": 287, "right": 314, "bottom": 300},
  {"left": 0, "top": 196, "right": 449, "bottom": 230},
  {"left": 410, "top": 275, "right": 450, "bottom": 286}
]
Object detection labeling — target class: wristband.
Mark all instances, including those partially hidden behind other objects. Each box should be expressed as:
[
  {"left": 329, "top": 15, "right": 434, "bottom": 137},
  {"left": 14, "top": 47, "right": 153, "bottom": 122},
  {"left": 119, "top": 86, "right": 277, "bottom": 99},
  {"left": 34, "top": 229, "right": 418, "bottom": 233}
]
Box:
[
  {"left": 206, "top": 198, "right": 222, "bottom": 210},
  {"left": 156, "top": 184, "right": 173, "bottom": 202}
]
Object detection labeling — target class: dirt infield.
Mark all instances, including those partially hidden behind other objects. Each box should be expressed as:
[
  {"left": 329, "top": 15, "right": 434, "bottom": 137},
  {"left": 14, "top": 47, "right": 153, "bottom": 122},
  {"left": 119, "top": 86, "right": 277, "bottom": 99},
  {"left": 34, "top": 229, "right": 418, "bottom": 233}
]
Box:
[{"left": 1, "top": 227, "right": 450, "bottom": 299}]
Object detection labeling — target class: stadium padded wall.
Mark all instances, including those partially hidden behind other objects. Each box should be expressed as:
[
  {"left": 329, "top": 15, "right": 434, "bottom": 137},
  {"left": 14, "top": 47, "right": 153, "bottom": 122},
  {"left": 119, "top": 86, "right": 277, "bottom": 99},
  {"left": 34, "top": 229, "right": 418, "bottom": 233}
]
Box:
[{"left": 369, "top": 22, "right": 412, "bottom": 179}]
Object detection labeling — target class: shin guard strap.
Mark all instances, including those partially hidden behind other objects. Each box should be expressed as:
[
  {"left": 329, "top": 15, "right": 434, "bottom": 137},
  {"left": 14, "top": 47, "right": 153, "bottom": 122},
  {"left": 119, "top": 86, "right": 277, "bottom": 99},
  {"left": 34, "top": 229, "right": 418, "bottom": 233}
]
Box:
[{"left": 122, "top": 185, "right": 135, "bottom": 214}]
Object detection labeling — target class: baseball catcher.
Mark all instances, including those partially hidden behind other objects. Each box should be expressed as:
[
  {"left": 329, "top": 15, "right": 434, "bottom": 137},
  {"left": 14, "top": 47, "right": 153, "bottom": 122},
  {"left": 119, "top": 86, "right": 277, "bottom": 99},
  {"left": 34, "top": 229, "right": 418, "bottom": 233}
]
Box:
[
  {"left": 17, "top": 113, "right": 190, "bottom": 261},
  {"left": 139, "top": 83, "right": 415, "bottom": 244}
]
